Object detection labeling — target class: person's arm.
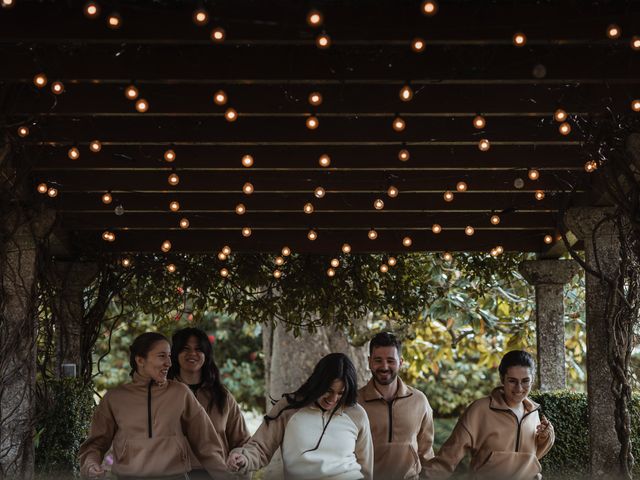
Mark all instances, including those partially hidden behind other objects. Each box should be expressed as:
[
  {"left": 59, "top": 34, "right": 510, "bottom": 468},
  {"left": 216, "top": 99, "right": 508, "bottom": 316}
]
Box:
[
  {"left": 353, "top": 409, "right": 374, "bottom": 480},
  {"left": 224, "top": 393, "right": 252, "bottom": 450},
  {"left": 535, "top": 415, "right": 555, "bottom": 458},
  {"left": 422, "top": 415, "right": 473, "bottom": 480},
  {"left": 418, "top": 398, "right": 436, "bottom": 478},
  {"left": 78, "top": 395, "right": 116, "bottom": 478}
]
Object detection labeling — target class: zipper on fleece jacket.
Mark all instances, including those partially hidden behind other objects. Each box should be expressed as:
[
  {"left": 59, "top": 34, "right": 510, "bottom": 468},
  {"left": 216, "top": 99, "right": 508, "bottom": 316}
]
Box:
[
  {"left": 147, "top": 380, "right": 153, "bottom": 438},
  {"left": 490, "top": 405, "right": 537, "bottom": 453},
  {"left": 387, "top": 401, "right": 393, "bottom": 442}
]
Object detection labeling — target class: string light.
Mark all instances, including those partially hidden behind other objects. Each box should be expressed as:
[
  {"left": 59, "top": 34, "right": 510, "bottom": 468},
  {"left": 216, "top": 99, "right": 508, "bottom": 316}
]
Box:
[
  {"left": 559, "top": 122, "right": 571, "bottom": 135},
  {"left": 161, "top": 240, "right": 172, "bottom": 252},
  {"left": 490, "top": 214, "right": 500, "bottom": 225},
  {"left": 243, "top": 182, "right": 254, "bottom": 194},
  {"left": 84, "top": 2, "right": 100, "bottom": 18},
  {"left": 318, "top": 154, "right": 331, "bottom": 167},
  {"left": 478, "top": 139, "right": 490, "bottom": 151},
  {"left": 432, "top": 224, "right": 442, "bottom": 234},
  {"left": 102, "top": 192, "right": 113, "bottom": 204},
  {"left": 168, "top": 173, "right": 180, "bottom": 186},
  {"left": 495, "top": 245, "right": 504, "bottom": 254},
  {"left": 275, "top": 256, "right": 285, "bottom": 266},
  {"left": 169, "top": 201, "right": 180, "bottom": 212},
  {"left": 330, "top": 258, "right": 340, "bottom": 268},
  {"left": 47, "top": 187, "right": 58, "bottom": 198},
  {"left": 464, "top": 226, "right": 475, "bottom": 236},
  {"left": 107, "top": 13, "right": 122, "bottom": 29},
  {"left": 214, "top": 90, "right": 227, "bottom": 105},
  {"left": 281, "top": 246, "right": 291, "bottom": 256},
  {"left": 225, "top": 108, "right": 238, "bottom": 122},
  {"left": 544, "top": 234, "right": 554, "bottom": 244},
  {"left": 309, "top": 92, "right": 323, "bottom": 106},
  {"left": 631, "top": 36, "right": 640, "bottom": 50},
  {"left": 512, "top": 32, "right": 527, "bottom": 46},
  {"left": 89, "top": 140, "right": 102, "bottom": 152},
  {"left": 242, "top": 155, "right": 254, "bottom": 167},
  {"left": 388, "top": 256, "right": 397, "bottom": 267},
  {"left": 135, "top": 99, "right": 149, "bottom": 112},
  {"left": 411, "top": 38, "right": 425, "bottom": 52},
  {"left": 273, "top": 269, "right": 283, "bottom": 279},
  {"left": 534, "top": 190, "right": 545, "bottom": 201},
  {"left": 392, "top": 116, "right": 406, "bottom": 132},
  {"left": 398, "top": 149, "right": 410, "bottom": 161},
  {"left": 121, "top": 257, "right": 132, "bottom": 268},
  {"left": 235, "top": 203, "right": 246, "bottom": 215},
  {"left": 399, "top": 85, "right": 413, "bottom": 102},
  {"left": 473, "top": 115, "right": 486, "bottom": 129},
  {"left": 303, "top": 203, "right": 314, "bottom": 214},
  {"left": 102, "top": 231, "right": 115, "bottom": 242},
  {"left": 387, "top": 186, "right": 399, "bottom": 198},
  {"left": 164, "top": 149, "right": 176, "bottom": 162},
  {"left": 368, "top": 229, "right": 378, "bottom": 240},
  {"left": 380, "top": 264, "right": 389, "bottom": 273},
  {"left": 222, "top": 245, "right": 232, "bottom": 256},
  {"left": 33, "top": 73, "right": 47, "bottom": 88},
  {"left": 314, "top": 186, "right": 325, "bottom": 198},
  {"left": 308, "top": 229, "right": 318, "bottom": 241},
  {"left": 442, "top": 252, "right": 453, "bottom": 262},
  {"left": 68, "top": 147, "right": 80, "bottom": 160},
  {"left": 373, "top": 199, "right": 385, "bottom": 210},
  {"left": 179, "top": 218, "right": 190, "bottom": 229},
  {"left": 342, "top": 243, "right": 351, "bottom": 254},
  {"left": 307, "top": 10, "right": 323, "bottom": 27},
  {"left": 606, "top": 24, "right": 621, "bottom": 39},
  {"left": 17, "top": 126, "right": 29, "bottom": 137},
  {"left": 218, "top": 252, "right": 227, "bottom": 261},
  {"left": 490, "top": 247, "right": 499, "bottom": 257},
  {"left": 631, "top": 99, "right": 640, "bottom": 112},
  {"left": 402, "top": 236, "right": 412, "bottom": 247},
  {"left": 316, "top": 33, "right": 331, "bottom": 49},
  {"left": 193, "top": 8, "right": 209, "bottom": 25},
  {"left": 554, "top": 109, "right": 567, "bottom": 122},
  {"left": 51, "top": 81, "right": 64, "bottom": 95},
  {"left": 306, "top": 115, "right": 319, "bottom": 129},
  {"left": 327, "top": 268, "right": 335, "bottom": 277},
  {"left": 220, "top": 268, "right": 229, "bottom": 278},
  {"left": 211, "top": 27, "right": 226, "bottom": 42},
  {"left": 125, "top": 85, "right": 139, "bottom": 100},
  {"left": 443, "top": 191, "right": 454, "bottom": 202},
  {"left": 528, "top": 169, "right": 540, "bottom": 180},
  {"left": 585, "top": 160, "right": 598, "bottom": 172},
  {"left": 421, "top": 0, "right": 438, "bottom": 15},
  {"left": 37, "top": 183, "right": 48, "bottom": 194},
  {"left": 242, "top": 227, "right": 252, "bottom": 237},
  {"left": 456, "top": 181, "right": 467, "bottom": 192},
  {"left": 514, "top": 177, "right": 525, "bottom": 189},
  {"left": 167, "top": 264, "right": 177, "bottom": 273},
  {"left": 1, "top": 0, "right": 15, "bottom": 9}
]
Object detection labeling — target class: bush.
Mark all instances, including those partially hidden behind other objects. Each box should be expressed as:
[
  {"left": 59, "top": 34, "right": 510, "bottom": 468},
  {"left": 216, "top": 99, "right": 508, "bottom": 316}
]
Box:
[{"left": 35, "top": 378, "right": 94, "bottom": 477}]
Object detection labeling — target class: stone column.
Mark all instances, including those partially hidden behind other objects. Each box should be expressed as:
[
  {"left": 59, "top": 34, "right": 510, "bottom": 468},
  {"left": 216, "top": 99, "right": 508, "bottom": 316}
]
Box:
[
  {"left": 519, "top": 259, "right": 579, "bottom": 391},
  {"left": 565, "top": 206, "right": 620, "bottom": 477}
]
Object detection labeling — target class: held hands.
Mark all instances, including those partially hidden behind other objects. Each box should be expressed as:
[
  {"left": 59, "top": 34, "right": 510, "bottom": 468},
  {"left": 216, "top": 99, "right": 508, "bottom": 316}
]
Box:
[
  {"left": 536, "top": 414, "right": 551, "bottom": 439},
  {"left": 87, "top": 464, "right": 106, "bottom": 478},
  {"left": 227, "top": 452, "right": 248, "bottom": 472}
]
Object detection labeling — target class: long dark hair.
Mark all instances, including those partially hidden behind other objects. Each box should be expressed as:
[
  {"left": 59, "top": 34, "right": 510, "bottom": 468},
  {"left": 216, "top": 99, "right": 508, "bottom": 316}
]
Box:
[
  {"left": 168, "top": 327, "right": 228, "bottom": 412},
  {"left": 129, "top": 332, "right": 169, "bottom": 377},
  {"left": 267, "top": 353, "right": 358, "bottom": 452}
]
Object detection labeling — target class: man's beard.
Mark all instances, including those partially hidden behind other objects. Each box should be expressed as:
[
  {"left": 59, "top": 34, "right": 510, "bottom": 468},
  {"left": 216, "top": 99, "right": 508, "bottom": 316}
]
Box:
[{"left": 373, "top": 369, "right": 397, "bottom": 386}]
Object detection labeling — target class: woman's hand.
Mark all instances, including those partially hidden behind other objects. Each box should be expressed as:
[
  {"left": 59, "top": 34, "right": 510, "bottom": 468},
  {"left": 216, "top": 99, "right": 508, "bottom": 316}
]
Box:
[
  {"left": 536, "top": 414, "right": 551, "bottom": 439},
  {"left": 87, "top": 464, "right": 106, "bottom": 478},
  {"left": 227, "top": 452, "right": 248, "bottom": 472}
]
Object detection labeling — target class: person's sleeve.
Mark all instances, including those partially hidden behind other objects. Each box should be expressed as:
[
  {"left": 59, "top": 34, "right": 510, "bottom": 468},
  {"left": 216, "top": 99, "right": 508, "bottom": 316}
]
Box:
[
  {"left": 78, "top": 395, "right": 116, "bottom": 477},
  {"left": 354, "top": 408, "right": 374, "bottom": 480},
  {"left": 418, "top": 397, "right": 436, "bottom": 478},
  {"left": 182, "top": 388, "right": 230, "bottom": 478},
  {"left": 229, "top": 400, "right": 289, "bottom": 473},
  {"left": 422, "top": 414, "right": 473, "bottom": 480},
  {"left": 225, "top": 393, "right": 252, "bottom": 450},
  {"left": 535, "top": 419, "right": 555, "bottom": 458}
]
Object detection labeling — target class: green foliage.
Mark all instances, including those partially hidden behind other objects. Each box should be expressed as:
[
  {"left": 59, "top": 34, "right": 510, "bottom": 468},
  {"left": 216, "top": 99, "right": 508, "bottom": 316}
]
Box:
[{"left": 34, "top": 378, "right": 94, "bottom": 477}]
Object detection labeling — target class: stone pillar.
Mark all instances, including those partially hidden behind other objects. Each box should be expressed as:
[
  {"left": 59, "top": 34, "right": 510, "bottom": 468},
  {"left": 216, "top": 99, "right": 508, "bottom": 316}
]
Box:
[
  {"left": 565, "top": 206, "right": 620, "bottom": 477},
  {"left": 519, "top": 259, "right": 579, "bottom": 391}
]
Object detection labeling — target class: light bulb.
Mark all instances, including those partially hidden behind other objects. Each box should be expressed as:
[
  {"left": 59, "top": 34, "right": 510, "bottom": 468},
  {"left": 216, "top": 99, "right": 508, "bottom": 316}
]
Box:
[
  {"left": 307, "top": 10, "right": 323, "bottom": 27},
  {"left": 314, "top": 186, "right": 325, "bottom": 198},
  {"left": 559, "top": 122, "right": 571, "bottom": 135},
  {"left": 327, "top": 268, "right": 335, "bottom": 277},
  {"left": 161, "top": 240, "right": 172, "bottom": 252},
  {"left": 281, "top": 246, "right": 291, "bottom": 256},
  {"left": 585, "top": 160, "right": 598, "bottom": 172},
  {"left": 535, "top": 190, "right": 545, "bottom": 201},
  {"left": 388, "top": 256, "right": 397, "bottom": 266},
  {"left": 243, "top": 182, "right": 254, "bottom": 195},
  {"left": 47, "top": 187, "right": 58, "bottom": 198},
  {"left": 84, "top": 2, "right": 100, "bottom": 18},
  {"left": 179, "top": 218, "right": 189, "bottom": 229},
  {"left": 606, "top": 24, "right": 621, "bottom": 39},
  {"left": 490, "top": 248, "right": 499, "bottom": 257},
  {"left": 442, "top": 252, "right": 453, "bottom": 262},
  {"left": 125, "top": 85, "right": 139, "bottom": 100},
  {"left": 380, "top": 264, "right": 389, "bottom": 273},
  {"left": 68, "top": 147, "right": 80, "bottom": 160},
  {"left": 193, "top": 8, "right": 209, "bottom": 25},
  {"left": 214, "top": 90, "right": 227, "bottom": 105},
  {"left": 17, "top": 126, "right": 29, "bottom": 137},
  {"left": 387, "top": 186, "right": 399, "bottom": 198},
  {"left": 309, "top": 92, "right": 323, "bottom": 106},
  {"left": 402, "top": 236, "right": 412, "bottom": 247},
  {"left": 465, "top": 226, "right": 475, "bottom": 236},
  {"left": 368, "top": 229, "right": 378, "bottom": 240},
  {"left": 341, "top": 243, "right": 351, "bottom": 253},
  {"left": 121, "top": 257, "right": 132, "bottom": 267},
  {"left": 164, "top": 149, "right": 176, "bottom": 162},
  {"left": 169, "top": 201, "right": 180, "bottom": 212},
  {"left": 211, "top": 27, "right": 226, "bottom": 42},
  {"left": 411, "top": 38, "right": 425, "bottom": 52},
  {"left": 308, "top": 229, "right": 317, "bottom": 241},
  {"left": 432, "top": 224, "right": 442, "bottom": 234},
  {"left": 242, "top": 227, "right": 252, "bottom": 237},
  {"left": 102, "top": 192, "right": 113, "bottom": 204},
  {"left": 490, "top": 214, "right": 500, "bottom": 225},
  {"left": 318, "top": 154, "right": 331, "bottom": 167},
  {"left": 528, "top": 169, "right": 540, "bottom": 180},
  {"left": 330, "top": 258, "right": 339, "bottom": 268},
  {"left": 473, "top": 115, "right": 486, "bottom": 129},
  {"left": 303, "top": 203, "right": 314, "bottom": 214},
  {"left": 167, "top": 263, "right": 177, "bottom": 273},
  {"left": 421, "top": 0, "right": 438, "bottom": 16},
  {"left": 102, "top": 231, "right": 114, "bottom": 242},
  {"left": 273, "top": 269, "right": 282, "bottom": 279},
  {"left": 373, "top": 199, "right": 384, "bottom": 210},
  {"left": 306, "top": 115, "right": 319, "bottom": 129},
  {"left": 544, "top": 234, "right": 554, "bottom": 244},
  {"left": 89, "top": 140, "right": 102, "bottom": 152},
  {"left": 37, "top": 183, "right": 48, "bottom": 194},
  {"left": 218, "top": 252, "right": 227, "bottom": 261},
  {"left": 275, "top": 256, "right": 284, "bottom": 266},
  {"left": 168, "top": 173, "right": 180, "bottom": 186},
  {"left": 51, "top": 81, "right": 64, "bottom": 95},
  {"left": 241, "top": 154, "right": 254, "bottom": 167},
  {"left": 399, "top": 85, "right": 413, "bottom": 102},
  {"left": 443, "top": 191, "right": 454, "bottom": 202},
  {"left": 135, "top": 99, "right": 149, "bottom": 112},
  {"left": 554, "top": 109, "right": 567, "bottom": 122},
  {"left": 33, "top": 73, "right": 47, "bottom": 88},
  {"left": 1, "top": 0, "right": 14, "bottom": 8},
  {"left": 631, "top": 99, "right": 640, "bottom": 112},
  {"left": 514, "top": 177, "right": 525, "bottom": 189},
  {"left": 478, "top": 139, "right": 490, "bottom": 151},
  {"left": 496, "top": 245, "right": 504, "bottom": 254},
  {"left": 235, "top": 203, "right": 246, "bottom": 215},
  {"left": 456, "top": 181, "right": 467, "bottom": 192},
  {"left": 398, "top": 149, "right": 410, "bottom": 161},
  {"left": 225, "top": 108, "right": 238, "bottom": 122},
  {"left": 316, "top": 34, "right": 331, "bottom": 49},
  {"left": 513, "top": 32, "right": 526, "bottom": 46},
  {"left": 114, "top": 204, "right": 124, "bottom": 216},
  {"left": 632, "top": 36, "right": 640, "bottom": 50},
  {"left": 222, "top": 245, "right": 232, "bottom": 255},
  {"left": 392, "top": 116, "right": 406, "bottom": 132},
  {"left": 220, "top": 268, "right": 229, "bottom": 278},
  {"left": 107, "top": 13, "right": 122, "bottom": 29}
]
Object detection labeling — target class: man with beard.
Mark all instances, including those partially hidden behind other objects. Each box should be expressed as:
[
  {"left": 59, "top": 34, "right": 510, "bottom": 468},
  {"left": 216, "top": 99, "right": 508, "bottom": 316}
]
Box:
[{"left": 357, "top": 332, "right": 434, "bottom": 480}]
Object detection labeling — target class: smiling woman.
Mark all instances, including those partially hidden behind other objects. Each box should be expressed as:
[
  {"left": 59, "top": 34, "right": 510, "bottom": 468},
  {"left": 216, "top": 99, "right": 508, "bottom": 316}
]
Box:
[{"left": 78, "top": 332, "right": 229, "bottom": 479}]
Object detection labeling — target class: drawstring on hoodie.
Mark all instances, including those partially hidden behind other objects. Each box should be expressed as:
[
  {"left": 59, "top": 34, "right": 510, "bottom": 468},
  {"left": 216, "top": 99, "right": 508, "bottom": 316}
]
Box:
[{"left": 147, "top": 380, "right": 153, "bottom": 438}]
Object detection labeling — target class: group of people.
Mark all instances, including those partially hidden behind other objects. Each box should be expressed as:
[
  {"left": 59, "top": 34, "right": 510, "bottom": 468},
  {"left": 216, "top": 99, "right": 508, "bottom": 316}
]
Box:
[{"left": 79, "top": 330, "right": 554, "bottom": 480}]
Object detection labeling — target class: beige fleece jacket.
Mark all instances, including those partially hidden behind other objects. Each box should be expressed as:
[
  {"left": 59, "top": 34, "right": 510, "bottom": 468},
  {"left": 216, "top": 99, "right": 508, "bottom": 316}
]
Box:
[
  {"left": 357, "top": 377, "right": 434, "bottom": 480},
  {"left": 79, "top": 373, "right": 228, "bottom": 478},
  {"left": 423, "top": 387, "right": 555, "bottom": 480}
]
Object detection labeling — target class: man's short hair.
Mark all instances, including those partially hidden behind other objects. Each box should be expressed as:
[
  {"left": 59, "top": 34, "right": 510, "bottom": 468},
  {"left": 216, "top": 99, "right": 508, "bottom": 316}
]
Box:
[{"left": 369, "top": 332, "right": 402, "bottom": 356}]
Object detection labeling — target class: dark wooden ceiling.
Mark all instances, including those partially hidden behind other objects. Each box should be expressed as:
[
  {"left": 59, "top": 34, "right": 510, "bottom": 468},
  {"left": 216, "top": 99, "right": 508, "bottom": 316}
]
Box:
[{"left": 1, "top": 0, "right": 638, "bottom": 255}]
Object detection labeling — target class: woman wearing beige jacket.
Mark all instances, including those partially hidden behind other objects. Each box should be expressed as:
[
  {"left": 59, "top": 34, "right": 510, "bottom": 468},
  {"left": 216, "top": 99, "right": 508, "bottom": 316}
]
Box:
[{"left": 423, "top": 350, "right": 554, "bottom": 480}]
